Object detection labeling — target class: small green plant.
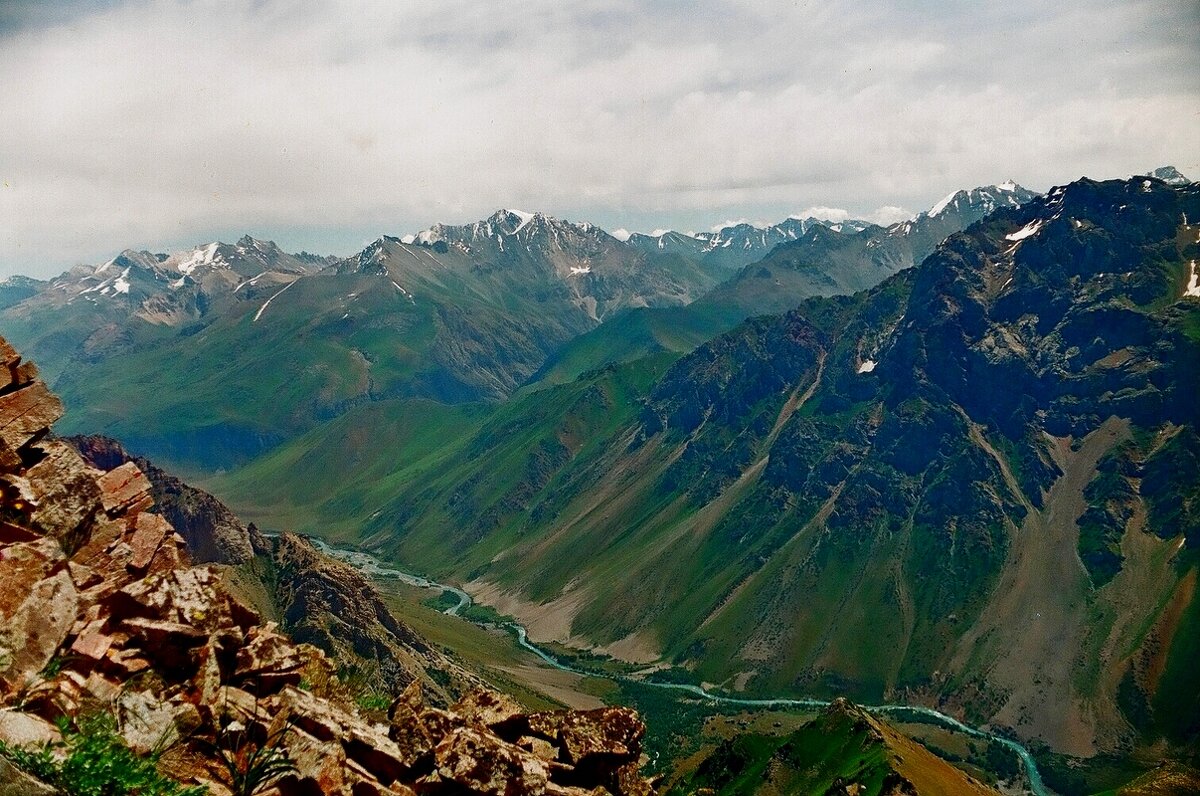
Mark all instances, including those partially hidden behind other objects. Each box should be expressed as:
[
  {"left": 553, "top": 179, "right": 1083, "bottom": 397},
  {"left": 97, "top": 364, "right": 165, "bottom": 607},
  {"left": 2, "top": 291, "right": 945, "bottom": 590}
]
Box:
[
  {"left": 0, "top": 712, "right": 206, "bottom": 796},
  {"left": 355, "top": 691, "right": 392, "bottom": 713},
  {"left": 41, "top": 653, "right": 74, "bottom": 678},
  {"left": 338, "top": 662, "right": 397, "bottom": 713},
  {"left": 207, "top": 713, "right": 296, "bottom": 796}
]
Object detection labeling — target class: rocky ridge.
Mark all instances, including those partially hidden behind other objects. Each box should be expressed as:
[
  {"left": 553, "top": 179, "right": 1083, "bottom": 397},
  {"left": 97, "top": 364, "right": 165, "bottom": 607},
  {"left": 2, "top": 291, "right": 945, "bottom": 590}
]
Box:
[{"left": 0, "top": 334, "right": 654, "bottom": 796}]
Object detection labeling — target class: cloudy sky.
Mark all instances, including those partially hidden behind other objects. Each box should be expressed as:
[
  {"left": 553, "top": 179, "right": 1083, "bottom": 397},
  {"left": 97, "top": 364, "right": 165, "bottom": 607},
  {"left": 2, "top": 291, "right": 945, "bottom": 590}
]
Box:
[{"left": 1, "top": 0, "right": 1197, "bottom": 277}]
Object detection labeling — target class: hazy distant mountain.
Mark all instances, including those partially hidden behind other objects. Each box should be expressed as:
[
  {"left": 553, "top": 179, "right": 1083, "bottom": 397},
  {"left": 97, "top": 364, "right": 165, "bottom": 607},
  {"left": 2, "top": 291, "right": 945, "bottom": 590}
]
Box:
[
  {"left": 359, "top": 208, "right": 724, "bottom": 321},
  {"left": 0, "top": 212, "right": 731, "bottom": 470},
  {"left": 0, "top": 237, "right": 333, "bottom": 382},
  {"left": 700, "top": 181, "right": 1039, "bottom": 317},
  {"left": 1147, "top": 165, "right": 1189, "bottom": 186},
  {"left": 626, "top": 215, "right": 877, "bottom": 271},
  {"left": 0, "top": 274, "right": 45, "bottom": 311}
]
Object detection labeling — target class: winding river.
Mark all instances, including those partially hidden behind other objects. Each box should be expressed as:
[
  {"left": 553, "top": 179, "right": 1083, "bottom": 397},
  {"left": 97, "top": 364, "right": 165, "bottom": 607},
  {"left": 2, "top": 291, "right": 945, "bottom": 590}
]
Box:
[{"left": 307, "top": 537, "right": 1048, "bottom": 796}]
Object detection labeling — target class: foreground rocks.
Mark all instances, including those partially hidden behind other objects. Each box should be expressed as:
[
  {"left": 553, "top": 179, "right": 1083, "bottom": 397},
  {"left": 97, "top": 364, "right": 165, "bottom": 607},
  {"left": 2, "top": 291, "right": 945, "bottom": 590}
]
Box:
[{"left": 0, "top": 335, "right": 654, "bottom": 796}]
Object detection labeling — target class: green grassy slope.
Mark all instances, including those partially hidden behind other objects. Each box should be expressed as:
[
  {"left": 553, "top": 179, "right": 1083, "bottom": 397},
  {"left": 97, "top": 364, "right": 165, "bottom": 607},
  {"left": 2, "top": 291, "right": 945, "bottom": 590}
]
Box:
[{"left": 669, "top": 700, "right": 1001, "bottom": 796}]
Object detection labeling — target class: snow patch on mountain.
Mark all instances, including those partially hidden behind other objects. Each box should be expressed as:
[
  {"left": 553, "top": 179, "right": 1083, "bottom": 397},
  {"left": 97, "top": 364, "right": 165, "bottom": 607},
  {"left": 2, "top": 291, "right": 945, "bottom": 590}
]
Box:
[
  {"left": 253, "top": 279, "right": 297, "bottom": 322},
  {"left": 508, "top": 209, "right": 535, "bottom": 233},
  {"left": 1005, "top": 220, "right": 1044, "bottom": 242},
  {"left": 177, "top": 242, "right": 220, "bottom": 275}
]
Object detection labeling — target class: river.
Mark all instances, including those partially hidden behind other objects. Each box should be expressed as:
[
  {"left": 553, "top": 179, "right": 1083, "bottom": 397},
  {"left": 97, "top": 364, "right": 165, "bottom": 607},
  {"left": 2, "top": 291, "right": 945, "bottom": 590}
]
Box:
[{"left": 306, "top": 537, "right": 1049, "bottom": 796}]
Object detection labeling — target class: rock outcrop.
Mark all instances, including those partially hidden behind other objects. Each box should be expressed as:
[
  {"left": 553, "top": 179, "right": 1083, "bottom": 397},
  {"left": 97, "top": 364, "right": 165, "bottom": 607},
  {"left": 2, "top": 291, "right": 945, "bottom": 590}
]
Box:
[
  {"left": 68, "top": 434, "right": 255, "bottom": 565},
  {"left": 265, "top": 532, "right": 479, "bottom": 707},
  {"left": 0, "top": 335, "right": 654, "bottom": 796}
]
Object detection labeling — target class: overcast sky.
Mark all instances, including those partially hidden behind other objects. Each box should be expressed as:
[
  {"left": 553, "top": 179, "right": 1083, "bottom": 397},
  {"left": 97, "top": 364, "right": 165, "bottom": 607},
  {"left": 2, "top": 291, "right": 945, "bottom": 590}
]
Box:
[{"left": 1, "top": 0, "right": 1197, "bottom": 277}]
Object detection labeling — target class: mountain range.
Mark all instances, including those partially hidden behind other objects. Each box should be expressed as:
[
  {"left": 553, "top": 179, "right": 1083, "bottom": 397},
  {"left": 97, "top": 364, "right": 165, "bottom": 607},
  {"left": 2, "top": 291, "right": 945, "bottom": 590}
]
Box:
[
  {"left": 2, "top": 180, "right": 1036, "bottom": 472},
  {"left": 202, "top": 174, "right": 1200, "bottom": 785},
  {"left": 1, "top": 169, "right": 1196, "bottom": 794}
]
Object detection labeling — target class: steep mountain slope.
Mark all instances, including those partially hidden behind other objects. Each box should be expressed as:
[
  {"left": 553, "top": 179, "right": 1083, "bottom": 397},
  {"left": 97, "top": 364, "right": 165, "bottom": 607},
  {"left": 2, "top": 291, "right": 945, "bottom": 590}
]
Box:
[
  {"left": 212, "top": 175, "right": 1200, "bottom": 763},
  {"left": 670, "top": 700, "right": 1000, "bottom": 796},
  {"left": 524, "top": 183, "right": 1040, "bottom": 390}
]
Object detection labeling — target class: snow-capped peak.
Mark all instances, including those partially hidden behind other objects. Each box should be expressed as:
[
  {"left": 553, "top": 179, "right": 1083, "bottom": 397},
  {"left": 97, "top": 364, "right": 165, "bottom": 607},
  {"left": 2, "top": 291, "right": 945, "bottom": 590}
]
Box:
[
  {"left": 929, "top": 190, "right": 961, "bottom": 217},
  {"left": 176, "top": 242, "right": 222, "bottom": 275},
  {"left": 996, "top": 180, "right": 1018, "bottom": 192},
  {"left": 505, "top": 208, "right": 535, "bottom": 232}
]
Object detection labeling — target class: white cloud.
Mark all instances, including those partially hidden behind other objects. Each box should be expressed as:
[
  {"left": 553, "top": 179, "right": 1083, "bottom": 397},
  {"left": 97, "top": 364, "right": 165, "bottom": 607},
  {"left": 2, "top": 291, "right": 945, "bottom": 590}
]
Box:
[
  {"left": 1, "top": 0, "right": 1197, "bottom": 276},
  {"left": 867, "top": 206, "right": 915, "bottom": 226},
  {"left": 791, "top": 207, "right": 851, "bottom": 223},
  {"left": 711, "top": 219, "right": 763, "bottom": 232}
]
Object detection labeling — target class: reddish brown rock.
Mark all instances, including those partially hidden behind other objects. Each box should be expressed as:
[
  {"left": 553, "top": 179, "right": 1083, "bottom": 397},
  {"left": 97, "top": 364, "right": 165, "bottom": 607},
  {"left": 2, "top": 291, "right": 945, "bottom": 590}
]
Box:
[
  {"left": 110, "top": 567, "right": 232, "bottom": 632},
  {"left": 0, "top": 538, "right": 65, "bottom": 621},
  {"left": 435, "top": 725, "right": 550, "bottom": 796},
  {"left": 103, "top": 646, "right": 152, "bottom": 678},
  {"left": 0, "top": 380, "right": 62, "bottom": 453},
  {"left": 68, "top": 561, "right": 102, "bottom": 589},
  {"left": 82, "top": 672, "right": 121, "bottom": 703},
  {"left": 127, "top": 512, "right": 172, "bottom": 572},
  {"left": 270, "top": 685, "right": 412, "bottom": 785},
  {"left": 118, "top": 617, "right": 208, "bottom": 671},
  {"left": 0, "top": 708, "right": 61, "bottom": 748},
  {"left": 146, "top": 538, "right": 184, "bottom": 575},
  {"left": 70, "top": 628, "right": 115, "bottom": 662},
  {"left": 96, "top": 461, "right": 153, "bottom": 518},
  {"left": 452, "top": 689, "right": 524, "bottom": 730},
  {"left": 388, "top": 703, "right": 446, "bottom": 770},
  {"left": 518, "top": 735, "right": 559, "bottom": 763},
  {"left": 0, "top": 753, "right": 56, "bottom": 795},
  {"left": 234, "top": 624, "right": 308, "bottom": 693},
  {"left": 277, "top": 724, "right": 353, "bottom": 796},
  {"left": 612, "top": 762, "right": 654, "bottom": 796},
  {"left": 0, "top": 519, "right": 39, "bottom": 544},
  {"left": 117, "top": 689, "right": 186, "bottom": 754},
  {"left": 71, "top": 517, "right": 127, "bottom": 587},
  {"left": 25, "top": 440, "right": 102, "bottom": 552},
  {"left": 525, "top": 708, "right": 644, "bottom": 768},
  {"left": 0, "top": 569, "right": 79, "bottom": 694}
]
